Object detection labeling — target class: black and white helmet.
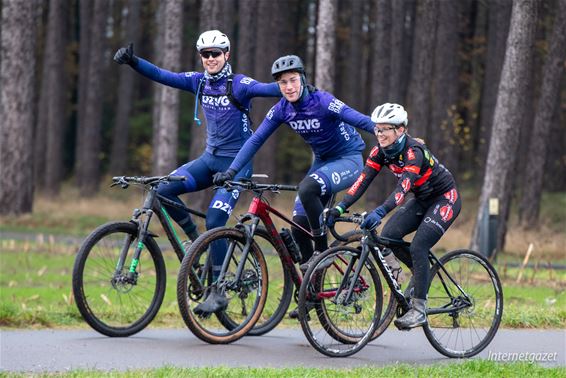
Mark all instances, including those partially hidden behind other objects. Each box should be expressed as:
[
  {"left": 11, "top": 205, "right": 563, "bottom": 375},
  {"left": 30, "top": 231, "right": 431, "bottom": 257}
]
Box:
[
  {"left": 196, "top": 30, "right": 230, "bottom": 52},
  {"left": 371, "top": 103, "right": 408, "bottom": 127},
  {"left": 271, "top": 55, "right": 305, "bottom": 79}
]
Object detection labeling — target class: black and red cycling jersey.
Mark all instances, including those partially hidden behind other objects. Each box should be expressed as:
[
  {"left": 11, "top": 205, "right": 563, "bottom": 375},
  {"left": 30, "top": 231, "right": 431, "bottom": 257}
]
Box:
[{"left": 340, "top": 136, "right": 456, "bottom": 213}]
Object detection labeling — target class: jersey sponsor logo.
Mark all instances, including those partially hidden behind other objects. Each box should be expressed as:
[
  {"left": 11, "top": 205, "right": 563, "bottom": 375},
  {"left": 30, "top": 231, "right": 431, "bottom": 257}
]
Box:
[
  {"left": 328, "top": 98, "right": 345, "bottom": 113},
  {"left": 242, "top": 114, "right": 249, "bottom": 132},
  {"left": 184, "top": 72, "right": 197, "bottom": 77},
  {"left": 331, "top": 172, "right": 341, "bottom": 185},
  {"left": 201, "top": 95, "right": 231, "bottom": 107},
  {"left": 289, "top": 119, "right": 321, "bottom": 130},
  {"left": 443, "top": 188, "right": 458, "bottom": 204},
  {"left": 347, "top": 173, "right": 366, "bottom": 195},
  {"left": 266, "top": 106, "right": 276, "bottom": 120},
  {"left": 239, "top": 77, "right": 253, "bottom": 85},
  {"left": 404, "top": 165, "right": 420, "bottom": 174},
  {"left": 231, "top": 190, "right": 240, "bottom": 200},
  {"left": 338, "top": 122, "right": 350, "bottom": 141},
  {"left": 212, "top": 200, "right": 233, "bottom": 215},
  {"left": 440, "top": 204, "right": 454, "bottom": 222},
  {"left": 369, "top": 146, "right": 380, "bottom": 157},
  {"left": 407, "top": 148, "right": 416, "bottom": 161},
  {"left": 309, "top": 173, "right": 327, "bottom": 195},
  {"left": 389, "top": 164, "right": 404, "bottom": 176},
  {"left": 401, "top": 178, "right": 411, "bottom": 192},
  {"left": 395, "top": 192, "right": 405, "bottom": 205}
]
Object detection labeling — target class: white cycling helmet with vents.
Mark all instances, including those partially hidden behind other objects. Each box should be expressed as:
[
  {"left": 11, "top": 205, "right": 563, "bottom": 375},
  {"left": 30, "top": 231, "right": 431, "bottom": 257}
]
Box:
[
  {"left": 196, "top": 30, "right": 230, "bottom": 52},
  {"left": 371, "top": 103, "right": 408, "bottom": 127}
]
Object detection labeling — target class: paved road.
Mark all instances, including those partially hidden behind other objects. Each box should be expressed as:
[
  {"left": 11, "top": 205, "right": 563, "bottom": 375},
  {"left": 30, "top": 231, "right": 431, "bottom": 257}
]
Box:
[{"left": 1, "top": 328, "right": 564, "bottom": 372}]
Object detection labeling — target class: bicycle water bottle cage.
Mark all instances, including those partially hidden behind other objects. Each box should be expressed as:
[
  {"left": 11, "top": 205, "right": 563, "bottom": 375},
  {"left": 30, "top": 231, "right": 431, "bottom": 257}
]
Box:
[{"left": 280, "top": 228, "right": 302, "bottom": 263}]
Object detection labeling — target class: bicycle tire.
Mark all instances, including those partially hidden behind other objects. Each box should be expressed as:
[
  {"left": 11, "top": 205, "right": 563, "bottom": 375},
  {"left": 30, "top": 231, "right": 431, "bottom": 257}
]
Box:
[
  {"left": 72, "top": 221, "right": 166, "bottom": 337},
  {"left": 298, "top": 246, "right": 383, "bottom": 357},
  {"left": 246, "top": 227, "right": 293, "bottom": 336},
  {"left": 423, "top": 249, "right": 503, "bottom": 358},
  {"left": 330, "top": 230, "right": 398, "bottom": 340},
  {"left": 177, "top": 227, "right": 268, "bottom": 344}
]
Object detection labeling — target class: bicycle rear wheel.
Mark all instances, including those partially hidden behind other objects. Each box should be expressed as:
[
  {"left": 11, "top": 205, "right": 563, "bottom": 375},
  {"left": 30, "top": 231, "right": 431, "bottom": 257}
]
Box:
[
  {"left": 298, "top": 246, "right": 382, "bottom": 357},
  {"left": 423, "top": 249, "right": 503, "bottom": 358},
  {"left": 72, "top": 221, "right": 166, "bottom": 337},
  {"left": 177, "top": 227, "right": 268, "bottom": 344}
]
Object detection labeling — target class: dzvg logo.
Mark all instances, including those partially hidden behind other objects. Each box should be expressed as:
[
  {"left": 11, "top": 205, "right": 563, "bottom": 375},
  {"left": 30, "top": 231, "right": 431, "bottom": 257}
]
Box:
[
  {"left": 201, "top": 95, "right": 231, "bottom": 107},
  {"left": 289, "top": 119, "right": 320, "bottom": 131},
  {"left": 212, "top": 200, "right": 233, "bottom": 214}
]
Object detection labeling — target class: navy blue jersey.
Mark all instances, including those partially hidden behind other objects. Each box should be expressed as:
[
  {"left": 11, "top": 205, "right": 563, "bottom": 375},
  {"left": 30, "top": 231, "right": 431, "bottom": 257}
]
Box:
[
  {"left": 134, "top": 58, "right": 281, "bottom": 157},
  {"left": 229, "top": 89, "right": 375, "bottom": 172}
]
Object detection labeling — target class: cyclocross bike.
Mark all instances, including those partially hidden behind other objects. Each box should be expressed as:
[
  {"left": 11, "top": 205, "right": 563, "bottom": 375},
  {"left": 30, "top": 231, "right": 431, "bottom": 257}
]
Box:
[
  {"left": 176, "top": 178, "right": 393, "bottom": 344},
  {"left": 72, "top": 175, "right": 209, "bottom": 337},
  {"left": 298, "top": 212, "right": 503, "bottom": 358}
]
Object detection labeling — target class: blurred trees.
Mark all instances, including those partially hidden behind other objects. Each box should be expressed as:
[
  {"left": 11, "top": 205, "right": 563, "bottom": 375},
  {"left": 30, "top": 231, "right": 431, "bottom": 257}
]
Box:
[{"left": 0, "top": 0, "right": 564, "bottom": 247}]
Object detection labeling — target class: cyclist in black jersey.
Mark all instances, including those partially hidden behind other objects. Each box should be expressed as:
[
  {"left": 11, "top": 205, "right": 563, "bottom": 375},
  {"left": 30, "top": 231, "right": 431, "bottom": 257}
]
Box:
[{"left": 325, "top": 103, "right": 462, "bottom": 329}]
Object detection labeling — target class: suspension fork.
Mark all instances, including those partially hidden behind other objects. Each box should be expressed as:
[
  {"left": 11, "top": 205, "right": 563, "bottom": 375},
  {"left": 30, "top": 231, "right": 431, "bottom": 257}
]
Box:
[{"left": 217, "top": 216, "right": 261, "bottom": 288}]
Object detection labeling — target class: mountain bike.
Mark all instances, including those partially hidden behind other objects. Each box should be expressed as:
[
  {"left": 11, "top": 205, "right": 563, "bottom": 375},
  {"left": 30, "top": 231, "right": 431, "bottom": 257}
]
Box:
[
  {"left": 72, "top": 175, "right": 206, "bottom": 337},
  {"left": 298, "top": 213, "right": 503, "bottom": 358},
  {"left": 176, "top": 178, "right": 378, "bottom": 341}
]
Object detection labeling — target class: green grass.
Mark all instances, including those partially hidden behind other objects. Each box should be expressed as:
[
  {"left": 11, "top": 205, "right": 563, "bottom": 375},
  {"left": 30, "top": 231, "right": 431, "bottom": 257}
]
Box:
[
  {"left": 0, "top": 361, "right": 564, "bottom": 377},
  {"left": 0, "top": 240, "right": 564, "bottom": 329}
]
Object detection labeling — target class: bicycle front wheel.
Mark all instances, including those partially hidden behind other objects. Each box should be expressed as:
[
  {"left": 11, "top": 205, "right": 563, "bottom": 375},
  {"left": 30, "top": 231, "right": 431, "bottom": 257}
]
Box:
[
  {"left": 177, "top": 227, "right": 268, "bottom": 344},
  {"left": 298, "top": 246, "right": 382, "bottom": 357},
  {"left": 424, "top": 249, "right": 503, "bottom": 358},
  {"left": 72, "top": 221, "right": 166, "bottom": 337}
]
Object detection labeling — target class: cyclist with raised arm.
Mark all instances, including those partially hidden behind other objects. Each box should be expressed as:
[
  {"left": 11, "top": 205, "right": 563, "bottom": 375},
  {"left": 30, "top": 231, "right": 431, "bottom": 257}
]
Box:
[
  {"left": 325, "top": 103, "right": 461, "bottom": 329},
  {"left": 213, "top": 55, "right": 376, "bottom": 317},
  {"left": 113, "top": 30, "right": 281, "bottom": 315}
]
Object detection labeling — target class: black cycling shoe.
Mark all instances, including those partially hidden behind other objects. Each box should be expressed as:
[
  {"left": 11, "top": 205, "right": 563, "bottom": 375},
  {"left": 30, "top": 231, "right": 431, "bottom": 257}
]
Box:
[
  {"left": 194, "top": 286, "right": 228, "bottom": 318},
  {"left": 288, "top": 303, "right": 313, "bottom": 321},
  {"left": 394, "top": 298, "right": 427, "bottom": 330}
]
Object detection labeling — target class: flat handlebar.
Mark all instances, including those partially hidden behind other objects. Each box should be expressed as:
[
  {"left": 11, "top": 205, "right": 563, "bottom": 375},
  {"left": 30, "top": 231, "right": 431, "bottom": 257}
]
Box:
[
  {"left": 219, "top": 179, "right": 298, "bottom": 193},
  {"left": 111, "top": 175, "right": 186, "bottom": 188}
]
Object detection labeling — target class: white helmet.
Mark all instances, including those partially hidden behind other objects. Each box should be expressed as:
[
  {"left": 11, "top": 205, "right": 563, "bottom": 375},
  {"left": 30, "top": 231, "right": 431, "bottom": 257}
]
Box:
[
  {"left": 371, "top": 103, "right": 408, "bottom": 127},
  {"left": 196, "top": 30, "right": 230, "bottom": 52}
]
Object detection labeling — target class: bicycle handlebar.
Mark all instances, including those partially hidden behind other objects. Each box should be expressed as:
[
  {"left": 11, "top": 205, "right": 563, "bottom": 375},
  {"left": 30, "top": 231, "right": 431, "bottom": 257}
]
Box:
[
  {"left": 327, "top": 213, "right": 410, "bottom": 247},
  {"left": 218, "top": 179, "right": 298, "bottom": 193},
  {"left": 111, "top": 175, "right": 186, "bottom": 188}
]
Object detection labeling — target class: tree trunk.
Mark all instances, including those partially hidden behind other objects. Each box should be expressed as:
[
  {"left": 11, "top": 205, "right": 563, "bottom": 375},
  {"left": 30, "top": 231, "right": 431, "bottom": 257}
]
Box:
[
  {"left": 153, "top": 0, "right": 183, "bottom": 175},
  {"left": 0, "top": 0, "right": 37, "bottom": 215},
  {"left": 235, "top": 0, "right": 258, "bottom": 74},
  {"left": 388, "top": 0, "right": 405, "bottom": 104},
  {"left": 109, "top": 0, "right": 141, "bottom": 175},
  {"left": 406, "top": 0, "right": 437, "bottom": 139},
  {"left": 399, "top": 0, "right": 416, "bottom": 104},
  {"left": 151, "top": 0, "right": 165, "bottom": 172},
  {"left": 77, "top": 0, "right": 109, "bottom": 196},
  {"left": 477, "top": 0, "right": 512, "bottom": 174},
  {"left": 343, "top": 0, "right": 363, "bottom": 108},
  {"left": 42, "top": 0, "right": 68, "bottom": 196},
  {"left": 519, "top": 0, "right": 566, "bottom": 227},
  {"left": 430, "top": 0, "right": 459, "bottom": 171},
  {"left": 471, "top": 0, "right": 538, "bottom": 253},
  {"left": 75, "top": 0, "right": 92, "bottom": 182},
  {"left": 315, "top": 0, "right": 337, "bottom": 91}
]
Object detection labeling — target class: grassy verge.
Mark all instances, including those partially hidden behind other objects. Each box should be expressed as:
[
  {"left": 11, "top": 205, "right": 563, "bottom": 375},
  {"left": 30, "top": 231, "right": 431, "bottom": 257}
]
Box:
[
  {"left": 0, "top": 361, "right": 564, "bottom": 377},
  {"left": 0, "top": 240, "right": 564, "bottom": 329}
]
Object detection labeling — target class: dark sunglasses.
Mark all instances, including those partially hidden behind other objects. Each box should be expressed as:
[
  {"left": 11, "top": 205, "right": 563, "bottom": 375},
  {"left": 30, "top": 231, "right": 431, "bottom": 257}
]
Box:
[{"left": 200, "top": 50, "right": 223, "bottom": 59}]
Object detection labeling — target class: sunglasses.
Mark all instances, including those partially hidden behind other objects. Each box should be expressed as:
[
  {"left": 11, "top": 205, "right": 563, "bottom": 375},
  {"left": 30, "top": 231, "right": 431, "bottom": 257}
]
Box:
[
  {"left": 200, "top": 50, "right": 223, "bottom": 59},
  {"left": 374, "top": 126, "right": 397, "bottom": 135}
]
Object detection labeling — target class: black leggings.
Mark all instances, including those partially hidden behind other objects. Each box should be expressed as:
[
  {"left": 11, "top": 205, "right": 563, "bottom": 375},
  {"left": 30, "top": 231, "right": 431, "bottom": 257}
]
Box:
[{"left": 381, "top": 189, "right": 462, "bottom": 300}]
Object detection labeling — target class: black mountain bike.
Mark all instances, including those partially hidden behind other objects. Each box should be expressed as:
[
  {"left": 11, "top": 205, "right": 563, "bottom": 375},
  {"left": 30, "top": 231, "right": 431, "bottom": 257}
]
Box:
[
  {"left": 298, "top": 213, "right": 503, "bottom": 358},
  {"left": 72, "top": 175, "right": 206, "bottom": 337}
]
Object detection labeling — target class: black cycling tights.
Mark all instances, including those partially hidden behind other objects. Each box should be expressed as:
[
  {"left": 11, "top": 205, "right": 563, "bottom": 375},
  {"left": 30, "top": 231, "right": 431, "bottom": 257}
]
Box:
[
  {"left": 381, "top": 193, "right": 461, "bottom": 300},
  {"left": 291, "top": 176, "right": 330, "bottom": 263}
]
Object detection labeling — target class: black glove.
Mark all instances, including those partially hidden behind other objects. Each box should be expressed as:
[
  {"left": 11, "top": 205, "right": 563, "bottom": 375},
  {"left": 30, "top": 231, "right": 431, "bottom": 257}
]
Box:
[
  {"left": 325, "top": 206, "right": 344, "bottom": 228},
  {"left": 113, "top": 42, "right": 138, "bottom": 66},
  {"left": 360, "top": 206, "right": 387, "bottom": 231},
  {"left": 213, "top": 169, "right": 236, "bottom": 186}
]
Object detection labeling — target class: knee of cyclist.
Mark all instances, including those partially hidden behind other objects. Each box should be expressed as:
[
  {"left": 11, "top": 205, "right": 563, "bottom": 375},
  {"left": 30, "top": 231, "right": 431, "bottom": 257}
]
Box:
[{"left": 298, "top": 177, "right": 321, "bottom": 202}]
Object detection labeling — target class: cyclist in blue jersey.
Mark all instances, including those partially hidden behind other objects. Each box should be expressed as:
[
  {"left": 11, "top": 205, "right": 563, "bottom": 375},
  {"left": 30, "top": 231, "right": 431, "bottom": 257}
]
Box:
[
  {"left": 114, "top": 30, "right": 281, "bottom": 315},
  {"left": 214, "top": 55, "right": 376, "bottom": 317}
]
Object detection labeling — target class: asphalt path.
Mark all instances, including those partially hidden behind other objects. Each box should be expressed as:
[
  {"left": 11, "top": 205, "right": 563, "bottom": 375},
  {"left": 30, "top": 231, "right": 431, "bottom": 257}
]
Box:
[{"left": 1, "top": 328, "right": 564, "bottom": 372}]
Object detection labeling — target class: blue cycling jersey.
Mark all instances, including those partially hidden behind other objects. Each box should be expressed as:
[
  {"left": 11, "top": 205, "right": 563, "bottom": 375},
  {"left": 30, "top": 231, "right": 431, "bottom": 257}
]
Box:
[
  {"left": 229, "top": 89, "right": 375, "bottom": 172},
  {"left": 134, "top": 58, "right": 281, "bottom": 157}
]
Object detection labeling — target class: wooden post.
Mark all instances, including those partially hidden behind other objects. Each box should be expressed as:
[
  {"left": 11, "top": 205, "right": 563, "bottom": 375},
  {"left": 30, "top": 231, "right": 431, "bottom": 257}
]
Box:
[{"left": 516, "top": 243, "right": 534, "bottom": 283}]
